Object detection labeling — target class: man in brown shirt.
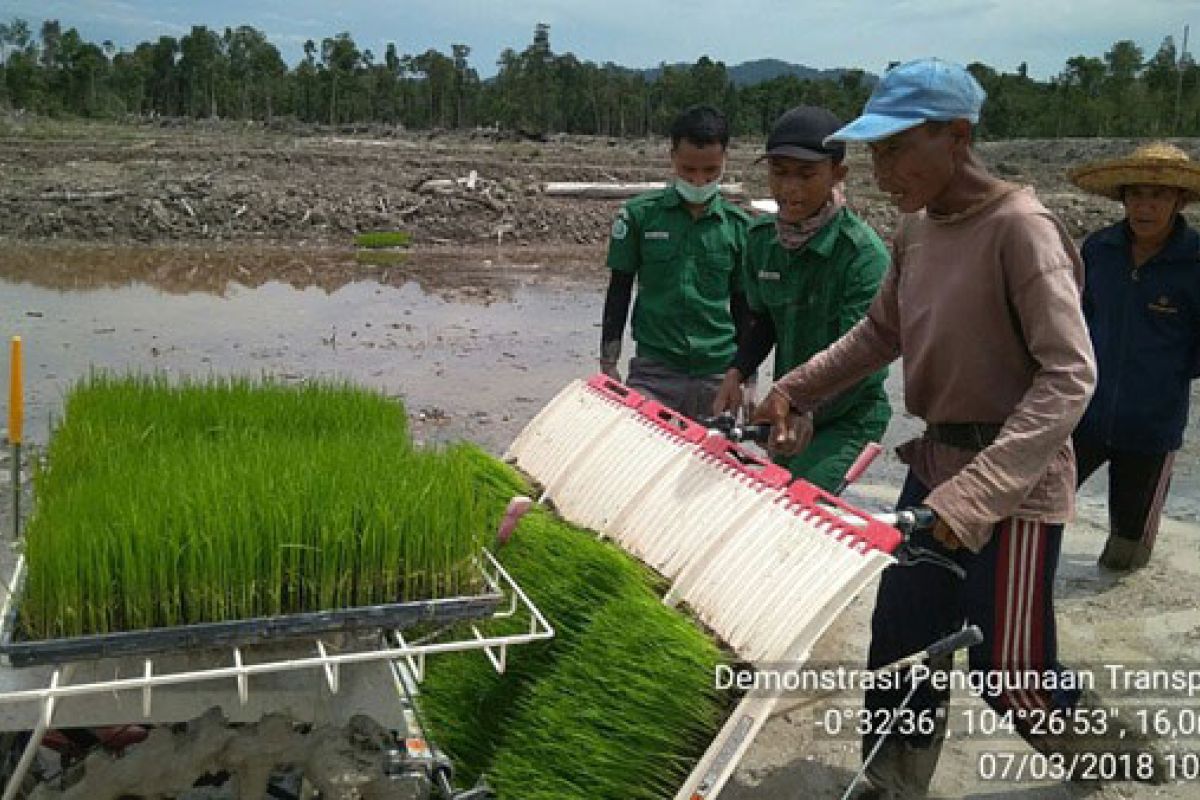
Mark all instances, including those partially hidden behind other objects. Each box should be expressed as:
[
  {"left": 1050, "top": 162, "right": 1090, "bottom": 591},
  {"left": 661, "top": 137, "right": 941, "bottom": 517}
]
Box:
[{"left": 757, "top": 59, "right": 1154, "bottom": 796}]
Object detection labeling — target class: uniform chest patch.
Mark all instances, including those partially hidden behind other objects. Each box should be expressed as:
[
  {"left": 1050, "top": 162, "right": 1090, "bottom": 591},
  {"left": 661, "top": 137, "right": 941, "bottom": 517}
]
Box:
[
  {"left": 758, "top": 270, "right": 781, "bottom": 281},
  {"left": 644, "top": 231, "right": 670, "bottom": 240}
]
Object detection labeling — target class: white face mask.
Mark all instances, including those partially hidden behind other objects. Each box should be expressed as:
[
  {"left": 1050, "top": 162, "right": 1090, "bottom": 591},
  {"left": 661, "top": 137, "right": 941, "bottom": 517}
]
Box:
[{"left": 675, "top": 176, "right": 722, "bottom": 205}]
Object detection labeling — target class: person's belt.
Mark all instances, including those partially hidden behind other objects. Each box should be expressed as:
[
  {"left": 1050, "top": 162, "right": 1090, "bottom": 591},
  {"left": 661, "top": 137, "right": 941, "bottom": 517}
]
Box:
[{"left": 925, "top": 422, "right": 1003, "bottom": 452}]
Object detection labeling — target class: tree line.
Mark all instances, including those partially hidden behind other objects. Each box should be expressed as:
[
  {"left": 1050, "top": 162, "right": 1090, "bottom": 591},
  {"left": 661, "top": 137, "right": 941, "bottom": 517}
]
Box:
[{"left": 1, "top": 18, "right": 1197, "bottom": 139}]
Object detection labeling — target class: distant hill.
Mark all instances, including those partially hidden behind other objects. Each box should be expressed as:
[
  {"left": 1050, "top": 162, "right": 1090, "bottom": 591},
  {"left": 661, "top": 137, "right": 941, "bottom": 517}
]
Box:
[{"left": 640, "top": 58, "right": 877, "bottom": 87}]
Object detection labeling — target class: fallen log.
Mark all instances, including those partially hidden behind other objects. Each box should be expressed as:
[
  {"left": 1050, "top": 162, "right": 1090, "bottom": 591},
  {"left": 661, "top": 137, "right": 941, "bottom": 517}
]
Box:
[
  {"left": 17, "top": 189, "right": 127, "bottom": 202},
  {"left": 417, "top": 178, "right": 457, "bottom": 194},
  {"left": 543, "top": 181, "right": 746, "bottom": 199}
]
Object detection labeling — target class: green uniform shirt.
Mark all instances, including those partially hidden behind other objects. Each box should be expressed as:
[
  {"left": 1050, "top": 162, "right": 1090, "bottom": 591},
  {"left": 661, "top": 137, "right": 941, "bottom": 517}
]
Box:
[
  {"left": 744, "top": 207, "right": 889, "bottom": 427},
  {"left": 606, "top": 187, "right": 749, "bottom": 377}
]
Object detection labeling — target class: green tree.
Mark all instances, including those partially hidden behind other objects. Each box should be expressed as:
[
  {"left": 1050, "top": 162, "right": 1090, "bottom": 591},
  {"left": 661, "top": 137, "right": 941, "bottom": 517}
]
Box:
[
  {"left": 320, "top": 32, "right": 361, "bottom": 124},
  {"left": 60, "top": 28, "right": 110, "bottom": 115},
  {"left": 39, "top": 19, "right": 61, "bottom": 69},
  {"left": 111, "top": 45, "right": 152, "bottom": 114},
  {"left": 451, "top": 43, "right": 477, "bottom": 127},
  {"left": 1145, "top": 36, "right": 1180, "bottom": 133},
  {"left": 1103, "top": 39, "right": 1144, "bottom": 133},
  {"left": 295, "top": 39, "right": 319, "bottom": 121},
  {"left": 178, "top": 26, "right": 223, "bottom": 117},
  {"left": 148, "top": 36, "right": 180, "bottom": 115},
  {"left": 1057, "top": 54, "right": 1106, "bottom": 135},
  {"left": 509, "top": 23, "right": 555, "bottom": 133},
  {"left": 4, "top": 49, "right": 40, "bottom": 110},
  {"left": 10, "top": 18, "right": 31, "bottom": 56},
  {"left": 224, "top": 26, "right": 283, "bottom": 119},
  {"left": 413, "top": 48, "right": 455, "bottom": 127}
]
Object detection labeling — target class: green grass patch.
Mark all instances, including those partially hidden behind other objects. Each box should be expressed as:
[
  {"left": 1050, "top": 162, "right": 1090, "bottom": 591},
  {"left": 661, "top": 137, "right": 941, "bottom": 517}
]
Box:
[
  {"left": 354, "top": 230, "right": 412, "bottom": 249},
  {"left": 21, "top": 374, "right": 490, "bottom": 639}
]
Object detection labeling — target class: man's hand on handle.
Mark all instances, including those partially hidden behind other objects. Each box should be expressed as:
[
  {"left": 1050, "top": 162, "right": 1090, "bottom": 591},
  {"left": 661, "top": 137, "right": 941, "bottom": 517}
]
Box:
[
  {"left": 712, "top": 368, "right": 745, "bottom": 417},
  {"left": 931, "top": 517, "right": 963, "bottom": 551},
  {"left": 752, "top": 387, "right": 814, "bottom": 457}
]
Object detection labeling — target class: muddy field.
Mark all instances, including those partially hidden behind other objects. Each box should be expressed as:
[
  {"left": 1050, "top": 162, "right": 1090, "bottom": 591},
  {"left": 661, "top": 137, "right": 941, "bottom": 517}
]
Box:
[
  {"left": 2, "top": 122, "right": 1200, "bottom": 800},
  {"left": 0, "top": 116, "right": 1171, "bottom": 248}
]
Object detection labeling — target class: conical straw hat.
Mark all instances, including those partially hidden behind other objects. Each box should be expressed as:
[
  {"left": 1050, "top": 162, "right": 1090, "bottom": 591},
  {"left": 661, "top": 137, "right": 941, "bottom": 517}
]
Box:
[{"left": 1068, "top": 141, "right": 1200, "bottom": 201}]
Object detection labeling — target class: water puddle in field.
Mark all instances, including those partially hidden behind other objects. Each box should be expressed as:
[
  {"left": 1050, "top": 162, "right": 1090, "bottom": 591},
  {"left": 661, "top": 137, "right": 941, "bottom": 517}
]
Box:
[
  {"left": 0, "top": 244, "right": 607, "bottom": 454},
  {"left": 3, "top": 243, "right": 1200, "bottom": 522}
]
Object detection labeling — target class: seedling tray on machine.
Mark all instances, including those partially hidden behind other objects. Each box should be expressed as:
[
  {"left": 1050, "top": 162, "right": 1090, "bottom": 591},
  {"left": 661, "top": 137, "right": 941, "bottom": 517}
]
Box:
[{"left": 0, "top": 562, "right": 504, "bottom": 668}]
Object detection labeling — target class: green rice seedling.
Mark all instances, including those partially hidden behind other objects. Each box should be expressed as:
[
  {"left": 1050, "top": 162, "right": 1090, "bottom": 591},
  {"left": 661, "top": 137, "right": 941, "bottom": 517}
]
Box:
[
  {"left": 47, "top": 372, "right": 409, "bottom": 450},
  {"left": 354, "top": 231, "right": 413, "bottom": 249},
  {"left": 458, "top": 445, "right": 529, "bottom": 531},
  {"left": 485, "top": 593, "right": 726, "bottom": 799},
  {"left": 419, "top": 449, "right": 730, "bottom": 796},
  {"left": 20, "top": 375, "right": 490, "bottom": 640},
  {"left": 420, "top": 506, "right": 660, "bottom": 782}
]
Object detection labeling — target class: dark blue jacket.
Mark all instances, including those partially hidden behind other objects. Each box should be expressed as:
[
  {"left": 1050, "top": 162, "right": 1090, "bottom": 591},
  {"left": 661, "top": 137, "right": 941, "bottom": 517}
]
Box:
[{"left": 1075, "top": 216, "right": 1200, "bottom": 452}]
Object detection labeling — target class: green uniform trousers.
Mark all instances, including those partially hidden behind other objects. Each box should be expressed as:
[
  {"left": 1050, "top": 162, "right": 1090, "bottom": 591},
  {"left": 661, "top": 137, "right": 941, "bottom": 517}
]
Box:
[{"left": 778, "top": 393, "right": 891, "bottom": 492}]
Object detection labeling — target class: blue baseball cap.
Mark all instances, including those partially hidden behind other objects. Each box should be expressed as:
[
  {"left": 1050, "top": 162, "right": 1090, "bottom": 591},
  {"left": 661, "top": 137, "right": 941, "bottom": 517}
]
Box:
[{"left": 825, "top": 58, "right": 987, "bottom": 144}]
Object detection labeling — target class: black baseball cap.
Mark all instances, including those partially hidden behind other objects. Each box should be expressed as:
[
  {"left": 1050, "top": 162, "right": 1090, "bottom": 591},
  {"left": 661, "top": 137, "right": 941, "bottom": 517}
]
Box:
[{"left": 760, "top": 105, "right": 846, "bottom": 162}]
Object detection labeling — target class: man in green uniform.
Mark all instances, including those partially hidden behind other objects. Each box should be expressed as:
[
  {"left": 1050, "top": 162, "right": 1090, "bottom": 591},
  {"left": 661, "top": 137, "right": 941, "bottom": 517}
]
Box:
[
  {"left": 713, "top": 105, "right": 890, "bottom": 491},
  {"left": 601, "top": 105, "right": 751, "bottom": 419}
]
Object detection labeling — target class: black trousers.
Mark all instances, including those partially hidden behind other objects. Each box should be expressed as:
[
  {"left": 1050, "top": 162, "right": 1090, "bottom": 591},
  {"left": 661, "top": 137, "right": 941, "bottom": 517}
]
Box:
[
  {"left": 864, "top": 471, "right": 1076, "bottom": 757},
  {"left": 1073, "top": 434, "right": 1175, "bottom": 549}
]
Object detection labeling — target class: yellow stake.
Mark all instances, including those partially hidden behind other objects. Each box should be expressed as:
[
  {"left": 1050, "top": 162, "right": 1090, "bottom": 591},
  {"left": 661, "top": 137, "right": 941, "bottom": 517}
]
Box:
[
  {"left": 9, "top": 336, "right": 22, "bottom": 446},
  {"left": 9, "top": 336, "right": 21, "bottom": 539}
]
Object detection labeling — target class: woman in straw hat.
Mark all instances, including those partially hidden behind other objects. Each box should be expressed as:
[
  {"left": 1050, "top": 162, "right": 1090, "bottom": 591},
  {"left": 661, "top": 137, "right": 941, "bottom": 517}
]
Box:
[{"left": 1068, "top": 142, "right": 1200, "bottom": 571}]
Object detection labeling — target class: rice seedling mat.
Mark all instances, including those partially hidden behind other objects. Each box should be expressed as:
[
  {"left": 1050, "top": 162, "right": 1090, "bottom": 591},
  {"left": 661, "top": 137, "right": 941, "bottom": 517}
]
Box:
[
  {"left": 0, "top": 377, "right": 558, "bottom": 798},
  {"left": 0, "top": 554, "right": 505, "bottom": 668},
  {"left": 8, "top": 376, "right": 517, "bottom": 658},
  {"left": 504, "top": 375, "right": 905, "bottom": 800}
]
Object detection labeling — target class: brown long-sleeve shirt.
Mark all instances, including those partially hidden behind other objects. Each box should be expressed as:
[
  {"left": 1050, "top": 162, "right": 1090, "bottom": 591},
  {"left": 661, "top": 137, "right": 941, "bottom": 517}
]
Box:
[{"left": 772, "top": 185, "right": 1096, "bottom": 550}]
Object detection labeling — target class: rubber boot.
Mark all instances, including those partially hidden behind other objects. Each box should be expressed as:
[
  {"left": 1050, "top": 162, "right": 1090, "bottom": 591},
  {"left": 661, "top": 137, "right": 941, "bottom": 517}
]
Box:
[
  {"left": 1054, "top": 689, "right": 1170, "bottom": 784},
  {"left": 862, "top": 737, "right": 944, "bottom": 798},
  {"left": 862, "top": 689, "right": 948, "bottom": 799},
  {"left": 1098, "top": 536, "right": 1152, "bottom": 571}
]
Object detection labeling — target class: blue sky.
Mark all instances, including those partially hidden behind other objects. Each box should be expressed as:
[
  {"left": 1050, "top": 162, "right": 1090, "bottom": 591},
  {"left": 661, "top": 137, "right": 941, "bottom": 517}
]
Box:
[{"left": 4, "top": 0, "right": 1195, "bottom": 79}]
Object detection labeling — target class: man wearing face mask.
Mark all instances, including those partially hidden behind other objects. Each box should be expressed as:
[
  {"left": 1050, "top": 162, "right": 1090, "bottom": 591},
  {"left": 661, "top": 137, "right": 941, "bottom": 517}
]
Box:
[
  {"left": 713, "top": 105, "right": 891, "bottom": 491},
  {"left": 600, "top": 105, "right": 751, "bottom": 419}
]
